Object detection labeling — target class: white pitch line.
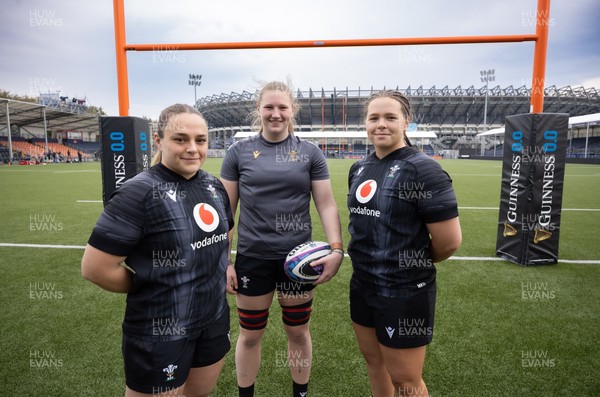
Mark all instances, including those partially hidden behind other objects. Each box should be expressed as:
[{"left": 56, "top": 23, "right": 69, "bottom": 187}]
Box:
[
  {"left": 449, "top": 256, "right": 503, "bottom": 261},
  {"left": 451, "top": 173, "right": 500, "bottom": 176},
  {"left": 54, "top": 170, "right": 100, "bottom": 174},
  {"left": 449, "top": 256, "right": 600, "bottom": 264},
  {"left": 458, "top": 207, "right": 600, "bottom": 212},
  {"left": 556, "top": 259, "right": 600, "bottom": 264},
  {"left": 1, "top": 244, "right": 598, "bottom": 264},
  {"left": 459, "top": 207, "right": 499, "bottom": 210},
  {"left": 0, "top": 243, "right": 85, "bottom": 249},
  {"left": 73, "top": 202, "right": 600, "bottom": 211}
]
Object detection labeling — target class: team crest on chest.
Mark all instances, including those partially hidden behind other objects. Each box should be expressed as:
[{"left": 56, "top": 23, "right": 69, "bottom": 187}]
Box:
[
  {"left": 387, "top": 165, "right": 400, "bottom": 177},
  {"left": 288, "top": 150, "right": 298, "bottom": 161},
  {"left": 207, "top": 184, "right": 219, "bottom": 199}
]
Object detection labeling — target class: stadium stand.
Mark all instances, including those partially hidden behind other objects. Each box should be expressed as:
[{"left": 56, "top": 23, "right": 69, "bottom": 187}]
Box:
[
  {"left": 197, "top": 85, "right": 600, "bottom": 160},
  {"left": 0, "top": 136, "right": 92, "bottom": 163},
  {"left": 2, "top": 86, "right": 599, "bottom": 164},
  {"left": 567, "top": 137, "right": 600, "bottom": 158},
  {"left": 0, "top": 137, "right": 44, "bottom": 161},
  {"left": 0, "top": 98, "right": 99, "bottom": 164},
  {"left": 63, "top": 139, "right": 100, "bottom": 154}
]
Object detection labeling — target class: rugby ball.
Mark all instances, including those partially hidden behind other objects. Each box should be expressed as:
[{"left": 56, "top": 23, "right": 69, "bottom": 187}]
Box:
[{"left": 284, "top": 241, "right": 331, "bottom": 284}]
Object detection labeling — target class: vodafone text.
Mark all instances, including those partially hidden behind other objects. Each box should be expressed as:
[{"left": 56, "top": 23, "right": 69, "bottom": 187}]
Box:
[
  {"left": 349, "top": 206, "right": 381, "bottom": 217},
  {"left": 190, "top": 232, "right": 228, "bottom": 251}
]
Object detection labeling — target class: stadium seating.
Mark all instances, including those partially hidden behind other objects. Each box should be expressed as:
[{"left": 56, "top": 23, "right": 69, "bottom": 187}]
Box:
[
  {"left": 0, "top": 137, "right": 92, "bottom": 162},
  {"left": 568, "top": 137, "right": 599, "bottom": 158},
  {"left": 63, "top": 140, "right": 100, "bottom": 154}
]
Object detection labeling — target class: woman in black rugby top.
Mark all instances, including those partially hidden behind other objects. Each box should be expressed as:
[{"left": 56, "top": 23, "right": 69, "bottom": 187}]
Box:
[
  {"left": 82, "top": 104, "right": 233, "bottom": 397},
  {"left": 348, "top": 90, "right": 462, "bottom": 397}
]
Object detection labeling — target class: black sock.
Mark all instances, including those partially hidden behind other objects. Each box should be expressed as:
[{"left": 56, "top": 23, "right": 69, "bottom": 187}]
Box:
[
  {"left": 293, "top": 381, "right": 308, "bottom": 397},
  {"left": 239, "top": 384, "right": 255, "bottom": 397}
]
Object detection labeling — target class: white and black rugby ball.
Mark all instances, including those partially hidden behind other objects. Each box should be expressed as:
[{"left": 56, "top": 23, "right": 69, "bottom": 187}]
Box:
[{"left": 284, "top": 241, "right": 331, "bottom": 284}]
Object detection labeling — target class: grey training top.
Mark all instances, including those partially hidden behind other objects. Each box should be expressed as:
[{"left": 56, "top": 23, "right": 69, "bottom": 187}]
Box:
[{"left": 220, "top": 134, "right": 330, "bottom": 259}]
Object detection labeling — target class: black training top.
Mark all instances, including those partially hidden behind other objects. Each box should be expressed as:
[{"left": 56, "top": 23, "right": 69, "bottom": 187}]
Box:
[
  {"left": 89, "top": 163, "right": 233, "bottom": 341},
  {"left": 347, "top": 147, "right": 458, "bottom": 297}
]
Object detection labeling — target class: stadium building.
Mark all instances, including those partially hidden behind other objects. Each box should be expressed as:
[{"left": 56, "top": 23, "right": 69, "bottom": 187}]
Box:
[
  {"left": 197, "top": 85, "right": 600, "bottom": 160},
  {"left": 0, "top": 95, "right": 100, "bottom": 164},
  {"left": 1, "top": 85, "right": 599, "bottom": 164}
]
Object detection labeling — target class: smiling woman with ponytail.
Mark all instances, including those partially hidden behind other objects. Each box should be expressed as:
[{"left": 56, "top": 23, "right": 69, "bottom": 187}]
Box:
[
  {"left": 82, "top": 103, "right": 233, "bottom": 396},
  {"left": 220, "top": 81, "right": 344, "bottom": 397},
  {"left": 347, "top": 90, "right": 462, "bottom": 397}
]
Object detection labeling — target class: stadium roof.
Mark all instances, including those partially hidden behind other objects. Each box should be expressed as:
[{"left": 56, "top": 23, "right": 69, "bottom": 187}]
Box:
[
  {"left": 475, "top": 113, "right": 600, "bottom": 137},
  {"left": 568, "top": 112, "right": 600, "bottom": 126},
  {"left": 477, "top": 127, "right": 506, "bottom": 137},
  {"left": 0, "top": 98, "right": 100, "bottom": 135},
  {"left": 198, "top": 85, "right": 600, "bottom": 130}
]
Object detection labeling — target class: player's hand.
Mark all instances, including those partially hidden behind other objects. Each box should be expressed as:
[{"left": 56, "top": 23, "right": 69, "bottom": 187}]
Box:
[
  {"left": 311, "top": 251, "right": 343, "bottom": 285},
  {"left": 226, "top": 262, "right": 238, "bottom": 294}
]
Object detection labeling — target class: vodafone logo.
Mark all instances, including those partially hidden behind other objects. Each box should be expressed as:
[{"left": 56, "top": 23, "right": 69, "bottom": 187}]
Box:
[
  {"left": 350, "top": 179, "right": 381, "bottom": 218},
  {"left": 356, "top": 180, "right": 377, "bottom": 204},
  {"left": 193, "top": 203, "right": 219, "bottom": 232}
]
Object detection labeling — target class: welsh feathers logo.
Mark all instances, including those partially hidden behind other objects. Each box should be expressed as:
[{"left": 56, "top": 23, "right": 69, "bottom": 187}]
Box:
[
  {"left": 356, "top": 180, "right": 377, "bottom": 204},
  {"left": 163, "top": 364, "right": 178, "bottom": 381},
  {"left": 193, "top": 203, "right": 219, "bottom": 232}
]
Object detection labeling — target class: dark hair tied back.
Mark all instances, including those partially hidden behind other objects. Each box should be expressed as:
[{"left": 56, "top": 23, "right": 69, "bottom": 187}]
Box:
[{"left": 364, "top": 90, "right": 412, "bottom": 147}]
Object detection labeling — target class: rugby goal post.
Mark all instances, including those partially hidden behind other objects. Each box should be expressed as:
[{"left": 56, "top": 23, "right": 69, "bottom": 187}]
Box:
[
  {"left": 111, "top": 0, "right": 551, "bottom": 116},
  {"left": 108, "top": 0, "right": 567, "bottom": 266}
]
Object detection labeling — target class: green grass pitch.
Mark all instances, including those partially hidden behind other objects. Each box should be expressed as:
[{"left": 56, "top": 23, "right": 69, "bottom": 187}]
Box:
[{"left": 0, "top": 159, "right": 599, "bottom": 396}]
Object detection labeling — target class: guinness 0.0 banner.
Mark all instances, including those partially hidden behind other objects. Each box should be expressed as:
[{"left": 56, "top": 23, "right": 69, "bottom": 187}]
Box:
[
  {"left": 496, "top": 113, "right": 569, "bottom": 265},
  {"left": 100, "top": 117, "right": 151, "bottom": 205}
]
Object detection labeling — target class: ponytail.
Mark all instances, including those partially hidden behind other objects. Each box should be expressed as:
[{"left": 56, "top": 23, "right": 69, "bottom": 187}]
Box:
[{"left": 151, "top": 150, "right": 162, "bottom": 166}]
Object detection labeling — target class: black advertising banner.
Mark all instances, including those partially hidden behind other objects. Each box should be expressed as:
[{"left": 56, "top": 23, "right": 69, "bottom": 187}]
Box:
[
  {"left": 496, "top": 114, "right": 536, "bottom": 263},
  {"left": 100, "top": 117, "right": 151, "bottom": 205},
  {"left": 496, "top": 113, "right": 568, "bottom": 265}
]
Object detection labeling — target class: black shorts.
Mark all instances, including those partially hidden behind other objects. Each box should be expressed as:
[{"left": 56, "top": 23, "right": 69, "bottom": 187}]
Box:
[
  {"left": 350, "top": 281, "right": 436, "bottom": 348},
  {"left": 122, "top": 309, "right": 230, "bottom": 394},
  {"left": 234, "top": 253, "right": 315, "bottom": 296}
]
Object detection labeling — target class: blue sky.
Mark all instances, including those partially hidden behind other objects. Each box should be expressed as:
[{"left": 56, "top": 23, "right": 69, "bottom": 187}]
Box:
[{"left": 2, "top": 0, "right": 599, "bottom": 118}]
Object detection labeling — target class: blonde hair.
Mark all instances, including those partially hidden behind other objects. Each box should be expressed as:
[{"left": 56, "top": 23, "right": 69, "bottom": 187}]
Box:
[
  {"left": 249, "top": 81, "right": 300, "bottom": 134},
  {"left": 364, "top": 90, "right": 412, "bottom": 147},
  {"left": 151, "top": 104, "right": 206, "bottom": 165}
]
